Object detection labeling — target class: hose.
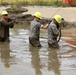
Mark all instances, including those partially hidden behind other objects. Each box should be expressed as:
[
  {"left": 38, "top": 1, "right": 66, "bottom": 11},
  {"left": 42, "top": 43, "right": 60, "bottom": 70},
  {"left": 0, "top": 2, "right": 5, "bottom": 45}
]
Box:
[{"left": 57, "top": 28, "right": 61, "bottom": 42}]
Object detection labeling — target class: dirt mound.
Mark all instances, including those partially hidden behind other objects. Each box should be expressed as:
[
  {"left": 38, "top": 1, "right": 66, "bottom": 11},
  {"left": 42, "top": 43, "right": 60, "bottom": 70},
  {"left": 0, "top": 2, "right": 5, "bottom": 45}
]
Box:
[
  {"left": 6, "top": 5, "right": 28, "bottom": 14},
  {"left": 4, "top": 6, "right": 76, "bottom": 28}
]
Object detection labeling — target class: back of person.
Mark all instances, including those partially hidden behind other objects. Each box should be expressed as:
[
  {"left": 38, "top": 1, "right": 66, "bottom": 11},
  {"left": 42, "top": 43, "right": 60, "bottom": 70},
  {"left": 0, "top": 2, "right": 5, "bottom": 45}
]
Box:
[
  {"left": 30, "top": 20, "right": 41, "bottom": 38},
  {"left": 29, "top": 12, "right": 42, "bottom": 47},
  {"left": 48, "top": 15, "right": 62, "bottom": 48},
  {"left": 29, "top": 12, "right": 50, "bottom": 47},
  {"left": 48, "top": 20, "right": 59, "bottom": 42}
]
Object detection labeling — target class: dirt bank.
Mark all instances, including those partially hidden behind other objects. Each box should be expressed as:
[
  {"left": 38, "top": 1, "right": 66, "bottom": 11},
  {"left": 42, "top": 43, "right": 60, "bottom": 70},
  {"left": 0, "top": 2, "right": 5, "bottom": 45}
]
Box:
[{"left": 0, "top": 5, "right": 76, "bottom": 28}]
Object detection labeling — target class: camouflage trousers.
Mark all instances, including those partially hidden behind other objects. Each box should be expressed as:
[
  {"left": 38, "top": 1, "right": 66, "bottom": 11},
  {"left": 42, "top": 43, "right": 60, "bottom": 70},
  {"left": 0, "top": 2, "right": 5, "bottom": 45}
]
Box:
[
  {"left": 48, "top": 39, "right": 59, "bottom": 48},
  {"left": 0, "top": 37, "right": 9, "bottom": 42},
  {"left": 29, "top": 36, "right": 41, "bottom": 47}
]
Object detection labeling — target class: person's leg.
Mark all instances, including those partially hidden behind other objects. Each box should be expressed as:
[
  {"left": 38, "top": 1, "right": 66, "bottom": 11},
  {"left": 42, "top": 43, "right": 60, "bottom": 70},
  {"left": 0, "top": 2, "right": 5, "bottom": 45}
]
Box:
[
  {"left": 0, "top": 37, "right": 5, "bottom": 42},
  {"left": 5, "top": 37, "right": 10, "bottom": 42},
  {"left": 48, "top": 41, "right": 59, "bottom": 48},
  {"left": 29, "top": 36, "right": 41, "bottom": 47}
]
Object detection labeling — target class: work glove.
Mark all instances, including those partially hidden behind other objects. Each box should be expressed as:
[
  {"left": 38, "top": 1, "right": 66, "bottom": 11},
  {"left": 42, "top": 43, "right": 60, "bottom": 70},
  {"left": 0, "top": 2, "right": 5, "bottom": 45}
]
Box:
[{"left": 57, "top": 24, "right": 60, "bottom": 29}]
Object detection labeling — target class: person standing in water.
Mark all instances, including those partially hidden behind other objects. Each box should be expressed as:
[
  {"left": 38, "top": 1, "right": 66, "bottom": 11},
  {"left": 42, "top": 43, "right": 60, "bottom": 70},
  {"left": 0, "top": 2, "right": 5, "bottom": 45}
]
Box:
[
  {"left": 48, "top": 15, "right": 62, "bottom": 48},
  {"left": 0, "top": 10, "right": 15, "bottom": 42},
  {"left": 29, "top": 12, "right": 48, "bottom": 47}
]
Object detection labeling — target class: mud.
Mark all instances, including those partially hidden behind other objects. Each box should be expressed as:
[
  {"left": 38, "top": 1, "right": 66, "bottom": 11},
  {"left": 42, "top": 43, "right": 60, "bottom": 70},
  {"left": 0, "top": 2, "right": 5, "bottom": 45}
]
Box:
[
  {"left": 0, "top": 5, "right": 76, "bottom": 28},
  {"left": 6, "top": 5, "right": 28, "bottom": 14}
]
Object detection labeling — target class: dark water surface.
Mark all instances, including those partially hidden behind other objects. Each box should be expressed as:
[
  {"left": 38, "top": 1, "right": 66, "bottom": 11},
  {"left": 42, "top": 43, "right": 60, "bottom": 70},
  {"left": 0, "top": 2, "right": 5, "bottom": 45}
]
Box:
[{"left": 0, "top": 24, "right": 76, "bottom": 75}]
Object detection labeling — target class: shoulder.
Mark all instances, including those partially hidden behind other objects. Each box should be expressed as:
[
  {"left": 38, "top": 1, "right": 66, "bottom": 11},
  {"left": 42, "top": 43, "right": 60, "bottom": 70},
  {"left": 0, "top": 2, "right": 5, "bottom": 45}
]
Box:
[
  {"left": 30, "top": 20, "right": 34, "bottom": 25},
  {"left": 49, "top": 21, "right": 56, "bottom": 29},
  {"left": 49, "top": 21, "right": 55, "bottom": 26},
  {"left": 0, "top": 18, "right": 3, "bottom": 21},
  {"left": 31, "top": 20, "right": 41, "bottom": 26},
  {"left": 31, "top": 20, "right": 36, "bottom": 24},
  {"left": 0, "top": 18, "right": 4, "bottom": 24}
]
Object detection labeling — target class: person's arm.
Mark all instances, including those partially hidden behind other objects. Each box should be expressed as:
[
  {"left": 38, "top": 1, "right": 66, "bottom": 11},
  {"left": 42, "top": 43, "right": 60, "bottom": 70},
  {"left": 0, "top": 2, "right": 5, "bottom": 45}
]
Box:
[
  {"left": 1, "top": 20, "right": 14, "bottom": 28},
  {"left": 41, "top": 24, "right": 48, "bottom": 29}
]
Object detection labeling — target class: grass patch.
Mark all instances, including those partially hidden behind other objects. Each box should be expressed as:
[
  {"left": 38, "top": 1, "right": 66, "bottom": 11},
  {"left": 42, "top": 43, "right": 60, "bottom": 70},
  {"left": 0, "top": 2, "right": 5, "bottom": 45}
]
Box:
[{"left": 0, "top": 0, "right": 75, "bottom": 7}]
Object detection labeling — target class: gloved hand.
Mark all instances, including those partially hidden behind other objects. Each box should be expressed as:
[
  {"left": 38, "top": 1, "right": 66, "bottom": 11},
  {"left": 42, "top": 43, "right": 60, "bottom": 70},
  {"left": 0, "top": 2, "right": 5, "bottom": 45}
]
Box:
[{"left": 57, "top": 24, "right": 60, "bottom": 29}]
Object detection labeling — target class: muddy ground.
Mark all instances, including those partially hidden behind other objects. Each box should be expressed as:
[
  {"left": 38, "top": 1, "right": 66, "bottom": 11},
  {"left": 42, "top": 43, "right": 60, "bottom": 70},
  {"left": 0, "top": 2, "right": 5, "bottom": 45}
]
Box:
[{"left": 0, "top": 5, "right": 76, "bottom": 27}]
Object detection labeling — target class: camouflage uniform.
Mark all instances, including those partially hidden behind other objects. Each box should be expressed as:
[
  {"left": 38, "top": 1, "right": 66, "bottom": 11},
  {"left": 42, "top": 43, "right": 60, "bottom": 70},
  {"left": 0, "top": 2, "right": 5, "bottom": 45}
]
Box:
[
  {"left": 0, "top": 18, "right": 14, "bottom": 42},
  {"left": 48, "top": 20, "right": 59, "bottom": 48},
  {"left": 29, "top": 20, "right": 41, "bottom": 47}
]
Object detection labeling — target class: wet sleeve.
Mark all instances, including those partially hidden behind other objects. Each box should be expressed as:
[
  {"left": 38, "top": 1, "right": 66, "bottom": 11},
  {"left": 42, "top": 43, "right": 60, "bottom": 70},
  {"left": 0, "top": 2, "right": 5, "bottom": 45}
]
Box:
[
  {"left": 1, "top": 20, "right": 14, "bottom": 28},
  {"left": 51, "top": 24, "right": 59, "bottom": 35}
]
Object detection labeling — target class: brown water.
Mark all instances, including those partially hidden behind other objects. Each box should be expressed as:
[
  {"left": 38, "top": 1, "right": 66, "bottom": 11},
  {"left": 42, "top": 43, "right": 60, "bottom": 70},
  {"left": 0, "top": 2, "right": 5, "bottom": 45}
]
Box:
[{"left": 0, "top": 24, "right": 76, "bottom": 75}]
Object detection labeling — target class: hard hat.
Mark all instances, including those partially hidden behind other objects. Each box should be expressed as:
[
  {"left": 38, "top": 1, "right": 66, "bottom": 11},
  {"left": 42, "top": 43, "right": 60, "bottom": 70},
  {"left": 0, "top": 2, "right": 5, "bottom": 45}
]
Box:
[
  {"left": 34, "top": 12, "right": 42, "bottom": 19},
  {"left": 36, "top": 71, "right": 42, "bottom": 75},
  {"left": 36, "top": 72, "right": 42, "bottom": 75},
  {"left": 55, "top": 71, "right": 60, "bottom": 75},
  {"left": 1, "top": 10, "right": 8, "bottom": 15},
  {"left": 54, "top": 15, "right": 62, "bottom": 23}
]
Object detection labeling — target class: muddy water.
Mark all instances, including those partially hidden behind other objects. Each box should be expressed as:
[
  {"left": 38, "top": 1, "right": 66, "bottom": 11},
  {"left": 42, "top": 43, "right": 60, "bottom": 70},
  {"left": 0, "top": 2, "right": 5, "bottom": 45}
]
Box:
[{"left": 0, "top": 24, "right": 76, "bottom": 75}]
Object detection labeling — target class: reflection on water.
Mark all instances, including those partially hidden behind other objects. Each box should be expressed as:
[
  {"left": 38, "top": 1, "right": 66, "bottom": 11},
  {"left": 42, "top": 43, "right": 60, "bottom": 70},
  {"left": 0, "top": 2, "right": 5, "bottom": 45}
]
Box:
[
  {"left": 0, "top": 42, "right": 16, "bottom": 74},
  {"left": 0, "top": 24, "right": 76, "bottom": 75},
  {"left": 0, "top": 43, "right": 11, "bottom": 69},
  {"left": 29, "top": 45, "right": 42, "bottom": 75},
  {"left": 48, "top": 48, "right": 60, "bottom": 75},
  {"left": 29, "top": 45, "right": 61, "bottom": 75}
]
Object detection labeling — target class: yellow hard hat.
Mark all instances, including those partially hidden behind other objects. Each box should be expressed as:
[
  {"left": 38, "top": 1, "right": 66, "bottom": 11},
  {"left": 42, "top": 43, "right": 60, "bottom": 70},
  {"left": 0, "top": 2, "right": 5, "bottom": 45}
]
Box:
[
  {"left": 1, "top": 10, "right": 8, "bottom": 15},
  {"left": 54, "top": 15, "right": 62, "bottom": 23},
  {"left": 34, "top": 12, "right": 42, "bottom": 19},
  {"left": 55, "top": 71, "right": 60, "bottom": 75},
  {"left": 36, "top": 71, "right": 42, "bottom": 75}
]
